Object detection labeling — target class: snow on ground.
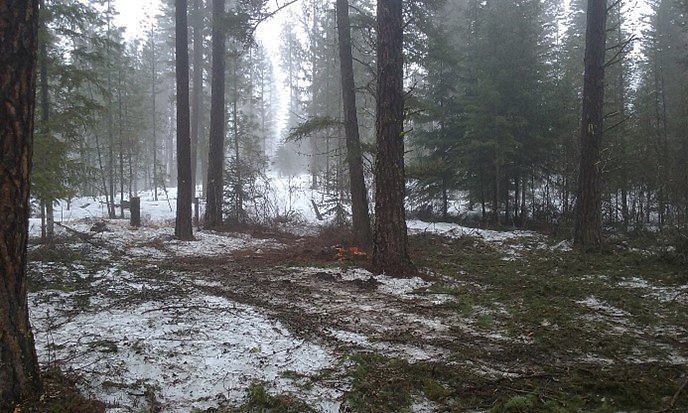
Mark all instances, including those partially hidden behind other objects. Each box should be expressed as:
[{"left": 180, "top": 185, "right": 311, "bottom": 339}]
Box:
[
  {"left": 27, "top": 179, "right": 687, "bottom": 411},
  {"left": 325, "top": 329, "right": 447, "bottom": 362},
  {"left": 29, "top": 187, "right": 178, "bottom": 238},
  {"left": 297, "top": 267, "right": 432, "bottom": 299},
  {"left": 27, "top": 181, "right": 356, "bottom": 411},
  {"left": 29, "top": 256, "right": 344, "bottom": 412},
  {"left": 617, "top": 276, "right": 688, "bottom": 305},
  {"left": 30, "top": 175, "right": 334, "bottom": 239},
  {"left": 577, "top": 296, "right": 632, "bottom": 318},
  {"left": 268, "top": 173, "right": 325, "bottom": 224},
  {"left": 33, "top": 296, "right": 339, "bottom": 412},
  {"left": 407, "top": 220, "right": 537, "bottom": 242}
]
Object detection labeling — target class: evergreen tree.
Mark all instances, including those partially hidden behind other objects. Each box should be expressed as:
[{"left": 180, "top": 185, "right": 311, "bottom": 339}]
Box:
[
  {"left": 337, "top": 0, "right": 372, "bottom": 247},
  {"left": 175, "top": 0, "right": 194, "bottom": 240},
  {"left": 574, "top": 0, "right": 607, "bottom": 250},
  {"left": 0, "top": 0, "right": 43, "bottom": 409},
  {"left": 372, "top": 0, "right": 415, "bottom": 276}
]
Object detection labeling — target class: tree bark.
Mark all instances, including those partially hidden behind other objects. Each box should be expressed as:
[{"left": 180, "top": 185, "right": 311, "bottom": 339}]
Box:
[
  {"left": 151, "top": 24, "right": 158, "bottom": 201},
  {"left": 106, "top": 0, "right": 116, "bottom": 219},
  {"left": 574, "top": 0, "right": 607, "bottom": 250},
  {"left": 190, "top": 0, "right": 203, "bottom": 198},
  {"left": 336, "top": 0, "right": 372, "bottom": 249},
  {"left": 205, "top": 0, "right": 225, "bottom": 228},
  {"left": 231, "top": 54, "right": 243, "bottom": 224},
  {"left": 38, "top": 21, "right": 54, "bottom": 239},
  {"left": 0, "top": 0, "right": 43, "bottom": 410},
  {"left": 175, "top": 0, "right": 194, "bottom": 240},
  {"left": 372, "top": 0, "right": 415, "bottom": 277}
]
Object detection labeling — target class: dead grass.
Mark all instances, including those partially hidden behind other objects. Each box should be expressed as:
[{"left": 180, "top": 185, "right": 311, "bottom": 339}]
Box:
[{"left": 19, "top": 367, "right": 106, "bottom": 413}]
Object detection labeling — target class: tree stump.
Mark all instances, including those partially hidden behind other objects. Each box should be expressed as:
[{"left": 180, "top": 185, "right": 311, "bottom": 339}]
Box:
[{"left": 130, "top": 197, "right": 141, "bottom": 227}]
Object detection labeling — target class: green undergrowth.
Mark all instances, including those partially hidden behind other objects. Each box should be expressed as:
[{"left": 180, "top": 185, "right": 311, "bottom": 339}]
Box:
[
  {"left": 218, "top": 382, "right": 316, "bottom": 413},
  {"left": 343, "top": 352, "right": 684, "bottom": 413},
  {"left": 404, "top": 233, "right": 687, "bottom": 412}
]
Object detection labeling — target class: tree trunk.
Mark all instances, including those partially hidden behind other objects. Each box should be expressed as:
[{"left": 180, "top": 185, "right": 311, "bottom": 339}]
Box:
[
  {"left": 442, "top": 177, "right": 448, "bottom": 221},
  {"left": 151, "top": 25, "right": 159, "bottom": 201},
  {"left": 309, "top": 0, "right": 319, "bottom": 190},
  {"left": 38, "top": 24, "right": 54, "bottom": 239},
  {"left": 205, "top": 0, "right": 225, "bottom": 228},
  {"left": 232, "top": 54, "right": 243, "bottom": 224},
  {"left": 106, "top": 0, "right": 116, "bottom": 219},
  {"left": 493, "top": 152, "right": 500, "bottom": 225},
  {"left": 175, "top": 0, "right": 194, "bottom": 240},
  {"left": 336, "top": 0, "right": 372, "bottom": 249},
  {"left": 118, "top": 69, "right": 125, "bottom": 219},
  {"left": 190, "top": 0, "right": 203, "bottom": 198},
  {"left": 129, "top": 197, "right": 140, "bottom": 230},
  {"left": 372, "top": 0, "right": 415, "bottom": 277},
  {"left": 574, "top": 0, "right": 607, "bottom": 250},
  {"left": 0, "top": 1, "right": 43, "bottom": 409}
]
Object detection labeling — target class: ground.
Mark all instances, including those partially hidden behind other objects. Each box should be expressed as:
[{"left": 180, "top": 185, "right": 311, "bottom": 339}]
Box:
[{"left": 26, "top": 214, "right": 687, "bottom": 412}]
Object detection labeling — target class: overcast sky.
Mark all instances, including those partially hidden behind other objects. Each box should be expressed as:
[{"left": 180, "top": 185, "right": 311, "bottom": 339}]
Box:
[{"left": 112, "top": 0, "right": 295, "bottom": 137}]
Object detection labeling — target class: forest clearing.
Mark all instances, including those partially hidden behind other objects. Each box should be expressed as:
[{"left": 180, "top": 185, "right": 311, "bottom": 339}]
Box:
[
  {"left": 2, "top": 0, "right": 688, "bottom": 411},
  {"left": 24, "top": 184, "right": 688, "bottom": 412}
]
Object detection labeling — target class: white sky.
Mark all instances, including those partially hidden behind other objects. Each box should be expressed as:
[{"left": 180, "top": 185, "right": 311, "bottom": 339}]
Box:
[
  {"left": 113, "top": 0, "right": 296, "bottom": 139},
  {"left": 113, "top": 0, "right": 160, "bottom": 39}
]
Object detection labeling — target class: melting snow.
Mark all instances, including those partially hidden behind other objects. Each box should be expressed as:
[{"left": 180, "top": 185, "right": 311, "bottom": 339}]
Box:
[
  {"left": 407, "top": 220, "right": 537, "bottom": 242},
  {"left": 577, "top": 296, "right": 632, "bottom": 318},
  {"left": 30, "top": 292, "right": 341, "bottom": 412},
  {"left": 298, "top": 267, "right": 431, "bottom": 299}
]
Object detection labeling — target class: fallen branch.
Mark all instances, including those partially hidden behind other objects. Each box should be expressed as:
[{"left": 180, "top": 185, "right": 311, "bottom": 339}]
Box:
[
  {"left": 310, "top": 200, "right": 324, "bottom": 221},
  {"left": 55, "top": 222, "right": 96, "bottom": 241}
]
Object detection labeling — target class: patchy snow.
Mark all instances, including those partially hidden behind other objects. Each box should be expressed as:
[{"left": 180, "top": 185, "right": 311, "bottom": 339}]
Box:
[
  {"left": 297, "top": 267, "right": 432, "bottom": 300},
  {"left": 617, "top": 277, "right": 688, "bottom": 305},
  {"left": 552, "top": 239, "right": 573, "bottom": 251},
  {"left": 32, "top": 216, "right": 280, "bottom": 260},
  {"left": 407, "top": 220, "right": 537, "bottom": 242},
  {"left": 618, "top": 277, "right": 652, "bottom": 289},
  {"left": 29, "top": 261, "right": 343, "bottom": 412},
  {"left": 410, "top": 396, "right": 439, "bottom": 413},
  {"left": 577, "top": 296, "right": 632, "bottom": 318},
  {"left": 326, "top": 329, "right": 447, "bottom": 362}
]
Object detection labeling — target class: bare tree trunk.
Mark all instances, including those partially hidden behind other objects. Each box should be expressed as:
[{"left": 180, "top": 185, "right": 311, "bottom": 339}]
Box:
[
  {"left": 0, "top": 1, "right": 43, "bottom": 409},
  {"left": 118, "top": 69, "right": 125, "bottom": 218},
  {"left": 232, "top": 54, "right": 243, "bottom": 224},
  {"left": 191, "top": 0, "right": 203, "bottom": 198},
  {"left": 372, "top": 0, "right": 415, "bottom": 277},
  {"left": 205, "top": 0, "right": 225, "bottom": 228},
  {"left": 175, "top": 0, "right": 194, "bottom": 240},
  {"left": 106, "top": 0, "right": 116, "bottom": 219},
  {"left": 39, "top": 20, "right": 54, "bottom": 239},
  {"left": 151, "top": 25, "right": 159, "bottom": 201},
  {"left": 574, "top": 0, "right": 607, "bottom": 250},
  {"left": 336, "top": 0, "right": 371, "bottom": 248},
  {"left": 493, "top": 152, "right": 500, "bottom": 225}
]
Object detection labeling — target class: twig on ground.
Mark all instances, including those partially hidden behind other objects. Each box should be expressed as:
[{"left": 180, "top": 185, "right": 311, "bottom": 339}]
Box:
[
  {"left": 55, "top": 222, "right": 96, "bottom": 241},
  {"left": 653, "top": 375, "right": 688, "bottom": 413}
]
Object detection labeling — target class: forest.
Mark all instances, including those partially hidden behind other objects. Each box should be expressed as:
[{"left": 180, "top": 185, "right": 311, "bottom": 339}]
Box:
[{"left": 0, "top": 0, "right": 687, "bottom": 412}]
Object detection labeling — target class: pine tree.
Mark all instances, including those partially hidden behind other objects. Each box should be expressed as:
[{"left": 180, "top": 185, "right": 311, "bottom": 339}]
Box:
[
  {"left": 337, "top": 0, "right": 372, "bottom": 247},
  {"left": 574, "top": 0, "right": 607, "bottom": 250},
  {"left": 205, "top": 0, "right": 226, "bottom": 228},
  {"left": 372, "top": 0, "right": 415, "bottom": 276},
  {"left": 175, "top": 0, "right": 194, "bottom": 240},
  {"left": 0, "top": 0, "right": 43, "bottom": 409}
]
